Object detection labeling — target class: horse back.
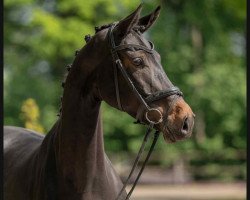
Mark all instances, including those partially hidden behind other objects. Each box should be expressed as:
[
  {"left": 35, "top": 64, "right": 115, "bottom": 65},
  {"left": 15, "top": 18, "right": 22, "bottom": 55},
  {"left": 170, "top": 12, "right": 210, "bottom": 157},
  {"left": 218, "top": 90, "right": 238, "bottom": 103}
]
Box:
[
  {"left": 4, "top": 126, "right": 45, "bottom": 200},
  {"left": 4, "top": 126, "right": 44, "bottom": 165}
]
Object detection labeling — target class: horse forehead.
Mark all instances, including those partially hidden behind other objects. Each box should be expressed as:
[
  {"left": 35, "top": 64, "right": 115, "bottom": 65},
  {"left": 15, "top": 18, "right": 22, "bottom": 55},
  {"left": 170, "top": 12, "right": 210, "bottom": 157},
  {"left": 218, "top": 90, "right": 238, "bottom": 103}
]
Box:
[{"left": 123, "top": 32, "right": 150, "bottom": 48}]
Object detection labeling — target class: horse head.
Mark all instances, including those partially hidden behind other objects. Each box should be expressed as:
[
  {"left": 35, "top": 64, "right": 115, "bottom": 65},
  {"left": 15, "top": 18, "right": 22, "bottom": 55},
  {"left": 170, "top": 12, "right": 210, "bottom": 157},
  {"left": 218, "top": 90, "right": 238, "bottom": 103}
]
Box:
[{"left": 86, "top": 5, "right": 195, "bottom": 143}]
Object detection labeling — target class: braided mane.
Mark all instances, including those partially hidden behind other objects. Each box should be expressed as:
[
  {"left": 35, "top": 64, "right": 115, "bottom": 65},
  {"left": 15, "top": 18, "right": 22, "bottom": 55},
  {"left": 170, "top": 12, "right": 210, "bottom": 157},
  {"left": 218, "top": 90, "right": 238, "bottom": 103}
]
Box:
[
  {"left": 94, "top": 23, "right": 113, "bottom": 33},
  {"left": 57, "top": 23, "right": 113, "bottom": 116}
]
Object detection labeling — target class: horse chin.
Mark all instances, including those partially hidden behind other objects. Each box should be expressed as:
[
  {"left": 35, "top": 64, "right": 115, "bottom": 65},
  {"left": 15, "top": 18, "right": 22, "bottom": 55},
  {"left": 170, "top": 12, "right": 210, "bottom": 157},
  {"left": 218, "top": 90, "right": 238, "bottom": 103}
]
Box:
[
  {"left": 162, "top": 130, "right": 177, "bottom": 143},
  {"left": 152, "top": 123, "right": 177, "bottom": 143},
  {"left": 162, "top": 128, "right": 191, "bottom": 143}
]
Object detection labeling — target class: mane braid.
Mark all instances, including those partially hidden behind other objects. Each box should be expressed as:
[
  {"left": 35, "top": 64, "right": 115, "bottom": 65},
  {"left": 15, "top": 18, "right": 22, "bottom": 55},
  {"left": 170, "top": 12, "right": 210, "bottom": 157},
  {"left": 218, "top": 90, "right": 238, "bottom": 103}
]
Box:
[
  {"left": 57, "top": 63, "right": 72, "bottom": 117},
  {"left": 95, "top": 23, "right": 113, "bottom": 33},
  {"left": 57, "top": 22, "right": 115, "bottom": 116}
]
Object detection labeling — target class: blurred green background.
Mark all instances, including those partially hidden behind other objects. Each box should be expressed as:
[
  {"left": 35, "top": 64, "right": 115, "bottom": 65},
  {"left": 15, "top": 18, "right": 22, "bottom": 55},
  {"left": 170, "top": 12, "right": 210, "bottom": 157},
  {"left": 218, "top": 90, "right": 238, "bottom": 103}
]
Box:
[{"left": 4, "top": 0, "right": 246, "bottom": 183}]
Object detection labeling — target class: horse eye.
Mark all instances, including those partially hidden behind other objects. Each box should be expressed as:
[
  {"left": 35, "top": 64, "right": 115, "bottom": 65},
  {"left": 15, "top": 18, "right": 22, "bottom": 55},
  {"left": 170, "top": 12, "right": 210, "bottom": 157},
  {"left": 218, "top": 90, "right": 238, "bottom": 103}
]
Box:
[{"left": 132, "top": 58, "right": 143, "bottom": 66}]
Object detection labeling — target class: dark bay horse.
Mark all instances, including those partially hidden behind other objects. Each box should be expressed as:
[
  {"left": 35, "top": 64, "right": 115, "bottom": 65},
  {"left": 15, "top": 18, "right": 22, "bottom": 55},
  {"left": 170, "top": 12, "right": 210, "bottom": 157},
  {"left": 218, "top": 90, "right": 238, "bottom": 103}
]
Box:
[{"left": 4, "top": 5, "right": 195, "bottom": 200}]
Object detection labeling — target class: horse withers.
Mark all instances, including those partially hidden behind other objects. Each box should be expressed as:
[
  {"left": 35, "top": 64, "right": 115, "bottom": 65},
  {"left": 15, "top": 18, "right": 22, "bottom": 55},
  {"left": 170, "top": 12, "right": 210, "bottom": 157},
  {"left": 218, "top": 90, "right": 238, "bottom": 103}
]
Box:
[{"left": 4, "top": 4, "right": 194, "bottom": 200}]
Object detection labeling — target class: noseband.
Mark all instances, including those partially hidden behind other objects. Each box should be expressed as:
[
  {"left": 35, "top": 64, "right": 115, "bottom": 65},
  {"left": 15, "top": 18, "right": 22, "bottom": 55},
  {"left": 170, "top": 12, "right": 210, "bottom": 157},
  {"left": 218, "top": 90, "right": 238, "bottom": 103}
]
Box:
[{"left": 108, "top": 24, "right": 183, "bottom": 200}]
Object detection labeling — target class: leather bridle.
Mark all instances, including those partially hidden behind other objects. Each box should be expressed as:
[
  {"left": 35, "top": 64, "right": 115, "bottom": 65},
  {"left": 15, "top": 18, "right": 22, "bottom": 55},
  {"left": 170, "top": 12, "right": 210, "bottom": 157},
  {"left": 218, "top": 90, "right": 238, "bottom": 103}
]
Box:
[{"left": 108, "top": 24, "right": 183, "bottom": 200}]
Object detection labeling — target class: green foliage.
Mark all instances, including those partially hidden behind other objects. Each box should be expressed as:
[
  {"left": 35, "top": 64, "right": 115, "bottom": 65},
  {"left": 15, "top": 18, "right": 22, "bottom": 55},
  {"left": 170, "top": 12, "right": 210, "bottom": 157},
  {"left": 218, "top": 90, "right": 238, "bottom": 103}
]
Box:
[{"left": 4, "top": 0, "right": 246, "bottom": 181}]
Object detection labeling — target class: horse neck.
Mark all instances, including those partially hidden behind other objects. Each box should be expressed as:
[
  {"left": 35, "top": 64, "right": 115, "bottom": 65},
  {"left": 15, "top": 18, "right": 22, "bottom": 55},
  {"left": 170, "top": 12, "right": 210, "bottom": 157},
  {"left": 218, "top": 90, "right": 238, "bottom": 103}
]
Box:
[{"left": 53, "top": 45, "right": 108, "bottom": 193}]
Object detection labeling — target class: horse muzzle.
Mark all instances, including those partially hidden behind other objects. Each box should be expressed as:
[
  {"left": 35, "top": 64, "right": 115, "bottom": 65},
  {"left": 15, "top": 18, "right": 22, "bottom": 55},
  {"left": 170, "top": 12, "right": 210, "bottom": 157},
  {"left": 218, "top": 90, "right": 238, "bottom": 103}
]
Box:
[
  {"left": 137, "top": 98, "right": 195, "bottom": 143},
  {"left": 160, "top": 98, "right": 195, "bottom": 143}
]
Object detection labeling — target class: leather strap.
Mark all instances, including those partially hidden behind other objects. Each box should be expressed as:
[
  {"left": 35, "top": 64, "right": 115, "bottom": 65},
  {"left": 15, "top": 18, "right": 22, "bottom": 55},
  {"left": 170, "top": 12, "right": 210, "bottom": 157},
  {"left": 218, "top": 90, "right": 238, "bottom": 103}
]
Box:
[
  {"left": 115, "top": 123, "right": 154, "bottom": 200},
  {"left": 125, "top": 130, "right": 160, "bottom": 200},
  {"left": 146, "top": 86, "right": 183, "bottom": 103},
  {"left": 113, "top": 59, "right": 123, "bottom": 110},
  {"left": 112, "top": 44, "right": 153, "bottom": 54},
  {"left": 115, "top": 59, "right": 150, "bottom": 111}
]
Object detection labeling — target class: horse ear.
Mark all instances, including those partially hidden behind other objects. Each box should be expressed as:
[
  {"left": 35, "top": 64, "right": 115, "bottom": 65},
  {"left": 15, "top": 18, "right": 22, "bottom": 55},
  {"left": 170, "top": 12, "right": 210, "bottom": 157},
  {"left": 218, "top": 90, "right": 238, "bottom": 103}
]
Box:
[
  {"left": 137, "top": 6, "right": 161, "bottom": 33},
  {"left": 114, "top": 4, "right": 142, "bottom": 39}
]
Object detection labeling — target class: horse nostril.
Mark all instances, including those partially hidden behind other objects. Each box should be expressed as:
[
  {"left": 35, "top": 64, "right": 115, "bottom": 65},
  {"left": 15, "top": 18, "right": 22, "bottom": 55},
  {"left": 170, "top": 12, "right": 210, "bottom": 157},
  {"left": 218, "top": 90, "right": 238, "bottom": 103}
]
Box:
[{"left": 181, "top": 117, "right": 189, "bottom": 134}]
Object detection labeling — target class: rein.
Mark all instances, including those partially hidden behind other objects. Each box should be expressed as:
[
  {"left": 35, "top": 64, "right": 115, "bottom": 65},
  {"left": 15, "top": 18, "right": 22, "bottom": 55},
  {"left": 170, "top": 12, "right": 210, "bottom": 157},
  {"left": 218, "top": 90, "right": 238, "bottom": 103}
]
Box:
[{"left": 108, "top": 24, "right": 183, "bottom": 200}]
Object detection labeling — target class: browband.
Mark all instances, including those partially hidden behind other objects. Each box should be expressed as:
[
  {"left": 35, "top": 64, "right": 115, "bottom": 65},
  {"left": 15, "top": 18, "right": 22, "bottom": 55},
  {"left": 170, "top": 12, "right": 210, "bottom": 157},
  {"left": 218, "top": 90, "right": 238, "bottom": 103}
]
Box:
[{"left": 112, "top": 42, "right": 154, "bottom": 54}]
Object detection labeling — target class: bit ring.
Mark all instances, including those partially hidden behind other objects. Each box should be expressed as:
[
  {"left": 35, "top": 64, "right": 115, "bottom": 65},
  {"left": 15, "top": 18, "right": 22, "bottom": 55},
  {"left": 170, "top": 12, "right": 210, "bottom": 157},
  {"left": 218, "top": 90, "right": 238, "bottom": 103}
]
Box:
[{"left": 145, "top": 108, "right": 163, "bottom": 125}]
